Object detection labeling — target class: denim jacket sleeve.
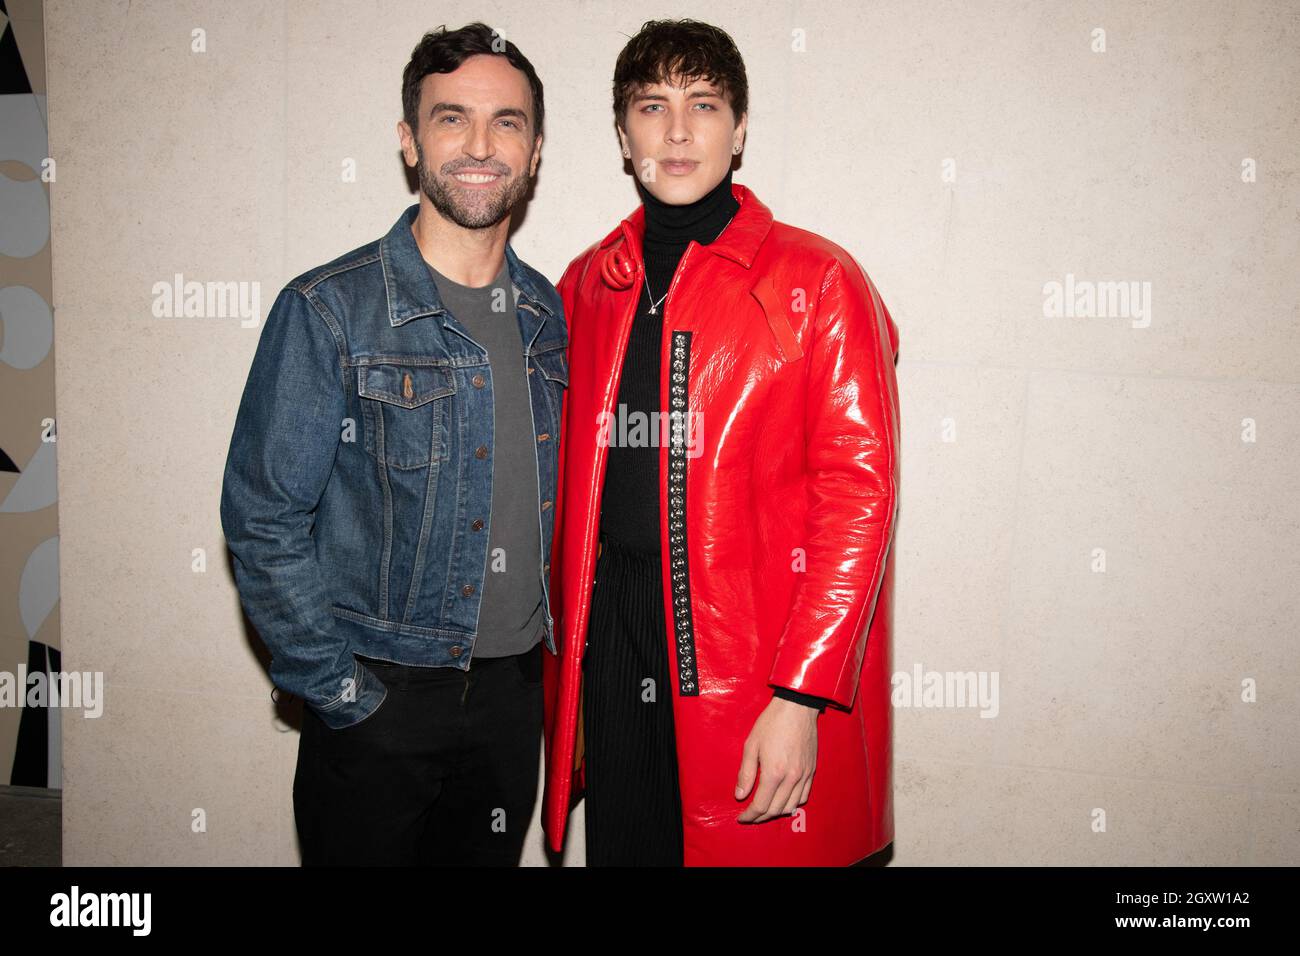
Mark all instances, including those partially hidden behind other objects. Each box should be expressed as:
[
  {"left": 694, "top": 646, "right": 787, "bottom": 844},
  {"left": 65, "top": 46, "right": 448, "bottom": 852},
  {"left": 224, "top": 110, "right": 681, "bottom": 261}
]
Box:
[{"left": 219, "top": 284, "right": 387, "bottom": 730}]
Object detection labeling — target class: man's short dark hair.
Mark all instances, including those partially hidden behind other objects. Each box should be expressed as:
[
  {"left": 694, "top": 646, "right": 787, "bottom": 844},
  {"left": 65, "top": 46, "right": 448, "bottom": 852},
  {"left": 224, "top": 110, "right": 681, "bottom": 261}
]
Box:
[
  {"left": 402, "top": 22, "right": 545, "bottom": 138},
  {"left": 612, "top": 19, "right": 748, "bottom": 131}
]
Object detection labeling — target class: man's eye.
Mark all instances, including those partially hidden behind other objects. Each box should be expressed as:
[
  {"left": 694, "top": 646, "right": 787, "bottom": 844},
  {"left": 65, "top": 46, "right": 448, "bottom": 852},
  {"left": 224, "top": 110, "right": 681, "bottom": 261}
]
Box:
[
  {"left": 439, "top": 115, "right": 461, "bottom": 124},
  {"left": 641, "top": 103, "right": 715, "bottom": 113}
]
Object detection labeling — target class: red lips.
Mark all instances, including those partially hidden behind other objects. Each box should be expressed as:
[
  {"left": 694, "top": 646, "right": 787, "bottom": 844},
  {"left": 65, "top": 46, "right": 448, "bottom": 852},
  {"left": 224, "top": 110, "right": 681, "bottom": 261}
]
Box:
[{"left": 600, "top": 243, "right": 637, "bottom": 291}]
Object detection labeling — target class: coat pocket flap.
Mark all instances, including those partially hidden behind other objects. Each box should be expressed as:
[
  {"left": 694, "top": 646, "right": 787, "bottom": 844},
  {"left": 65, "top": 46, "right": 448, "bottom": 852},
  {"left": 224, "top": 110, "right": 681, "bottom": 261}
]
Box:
[{"left": 749, "top": 276, "right": 804, "bottom": 362}]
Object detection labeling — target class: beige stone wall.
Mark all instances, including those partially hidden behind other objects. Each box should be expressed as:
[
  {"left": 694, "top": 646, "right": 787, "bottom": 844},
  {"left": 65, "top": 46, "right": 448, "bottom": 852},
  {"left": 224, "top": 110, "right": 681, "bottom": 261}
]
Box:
[{"left": 46, "top": 0, "right": 1299, "bottom": 865}]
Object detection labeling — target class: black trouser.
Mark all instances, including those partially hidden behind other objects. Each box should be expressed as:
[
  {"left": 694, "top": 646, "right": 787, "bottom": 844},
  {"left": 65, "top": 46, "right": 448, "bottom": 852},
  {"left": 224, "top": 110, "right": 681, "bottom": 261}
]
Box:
[
  {"left": 293, "top": 642, "right": 543, "bottom": 866},
  {"left": 582, "top": 532, "right": 686, "bottom": 866}
]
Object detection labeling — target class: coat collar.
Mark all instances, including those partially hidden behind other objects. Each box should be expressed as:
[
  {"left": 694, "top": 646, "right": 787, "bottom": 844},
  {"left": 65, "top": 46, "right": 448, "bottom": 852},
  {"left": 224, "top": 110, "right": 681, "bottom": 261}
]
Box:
[
  {"left": 597, "top": 181, "right": 774, "bottom": 270},
  {"left": 379, "top": 202, "right": 555, "bottom": 328}
]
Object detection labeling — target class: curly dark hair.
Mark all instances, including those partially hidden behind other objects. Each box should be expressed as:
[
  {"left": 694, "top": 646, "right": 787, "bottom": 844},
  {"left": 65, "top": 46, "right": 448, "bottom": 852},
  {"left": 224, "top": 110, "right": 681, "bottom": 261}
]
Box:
[
  {"left": 612, "top": 19, "right": 748, "bottom": 130},
  {"left": 402, "top": 22, "right": 544, "bottom": 138}
]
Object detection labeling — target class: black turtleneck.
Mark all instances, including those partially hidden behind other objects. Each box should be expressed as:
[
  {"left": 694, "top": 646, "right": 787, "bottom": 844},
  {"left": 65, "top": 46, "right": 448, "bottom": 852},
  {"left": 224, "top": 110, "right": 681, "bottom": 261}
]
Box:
[
  {"left": 597, "top": 171, "right": 830, "bottom": 714},
  {"left": 639, "top": 168, "right": 740, "bottom": 243}
]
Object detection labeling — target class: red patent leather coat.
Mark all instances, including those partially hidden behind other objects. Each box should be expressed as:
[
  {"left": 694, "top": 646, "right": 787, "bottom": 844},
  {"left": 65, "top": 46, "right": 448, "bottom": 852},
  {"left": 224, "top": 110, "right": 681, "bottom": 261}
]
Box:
[{"left": 541, "top": 182, "right": 900, "bottom": 866}]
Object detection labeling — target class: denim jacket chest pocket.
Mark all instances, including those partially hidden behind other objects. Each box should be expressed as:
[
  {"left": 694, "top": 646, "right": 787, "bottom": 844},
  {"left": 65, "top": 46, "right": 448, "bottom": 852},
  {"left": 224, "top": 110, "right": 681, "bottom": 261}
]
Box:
[
  {"left": 530, "top": 344, "right": 569, "bottom": 421},
  {"left": 357, "top": 360, "right": 456, "bottom": 470}
]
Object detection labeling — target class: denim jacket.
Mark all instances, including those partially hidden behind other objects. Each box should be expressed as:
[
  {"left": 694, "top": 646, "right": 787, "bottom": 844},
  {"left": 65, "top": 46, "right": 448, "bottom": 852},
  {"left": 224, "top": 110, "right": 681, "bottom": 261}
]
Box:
[{"left": 220, "top": 203, "right": 567, "bottom": 729}]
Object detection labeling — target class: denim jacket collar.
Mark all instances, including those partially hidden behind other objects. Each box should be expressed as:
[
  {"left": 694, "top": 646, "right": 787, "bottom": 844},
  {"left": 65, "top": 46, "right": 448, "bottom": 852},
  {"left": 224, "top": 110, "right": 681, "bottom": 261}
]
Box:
[{"left": 379, "top": 202, "right": 556, "bottom": 331}]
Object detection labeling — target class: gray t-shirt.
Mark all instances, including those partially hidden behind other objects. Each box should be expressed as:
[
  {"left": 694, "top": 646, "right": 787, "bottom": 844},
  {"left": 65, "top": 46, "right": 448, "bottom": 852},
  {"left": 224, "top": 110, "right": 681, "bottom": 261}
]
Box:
[{"left": 426, "top": 256, "right": 544, "bottom": 658}]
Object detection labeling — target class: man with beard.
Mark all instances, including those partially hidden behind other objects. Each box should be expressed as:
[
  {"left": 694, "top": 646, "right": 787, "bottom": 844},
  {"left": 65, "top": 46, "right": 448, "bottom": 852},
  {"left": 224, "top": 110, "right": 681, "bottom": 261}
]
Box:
[{"left": 220, "top": 23, "right": 565, "bottom": 866}]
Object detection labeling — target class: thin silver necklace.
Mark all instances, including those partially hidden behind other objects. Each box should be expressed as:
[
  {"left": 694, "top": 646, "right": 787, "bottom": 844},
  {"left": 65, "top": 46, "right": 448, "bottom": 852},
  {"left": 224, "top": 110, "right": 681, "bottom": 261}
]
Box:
[{"left": 643, "top": 212, "right": 735, "bottom": 315}]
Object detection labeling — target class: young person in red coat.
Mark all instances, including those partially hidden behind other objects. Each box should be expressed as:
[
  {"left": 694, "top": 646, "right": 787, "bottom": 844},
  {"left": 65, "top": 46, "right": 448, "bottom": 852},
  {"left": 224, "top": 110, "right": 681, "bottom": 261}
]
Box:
[{"left": 542, "top": 19, "right": 901, "bottom": 866}]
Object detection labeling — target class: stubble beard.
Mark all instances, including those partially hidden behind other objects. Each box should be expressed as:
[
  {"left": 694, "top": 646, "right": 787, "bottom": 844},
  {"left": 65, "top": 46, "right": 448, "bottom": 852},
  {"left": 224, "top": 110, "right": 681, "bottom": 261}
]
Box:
[{"left": 415, "top": 140, "right": 533, "bottom": 230}]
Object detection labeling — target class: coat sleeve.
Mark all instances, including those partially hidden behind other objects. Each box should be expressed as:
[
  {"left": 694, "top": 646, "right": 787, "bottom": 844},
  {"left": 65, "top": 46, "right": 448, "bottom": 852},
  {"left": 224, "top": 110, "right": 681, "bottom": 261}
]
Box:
[
  {"left": 546, "top": 252, "right": 590, "bottom": 639},
  {"left": 219, "top": 285, "right": 388, "bottom": 729},
  {"left": 767, "top": 256, "right": 900, "bottom": 710}
]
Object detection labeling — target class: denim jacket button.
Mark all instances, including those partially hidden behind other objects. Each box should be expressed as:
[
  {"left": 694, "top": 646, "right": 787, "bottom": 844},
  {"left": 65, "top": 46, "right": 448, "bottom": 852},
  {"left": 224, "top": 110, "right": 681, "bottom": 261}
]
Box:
[
  {"left": 472, "top": 374, "right": 485, "bottom": 388},
  {"left": 461, "top": 584, "right": 475, "bottom": 596},
  {"left": 471, "top": 518, "right": 485, "bottom": 531},
  {"left": 450, "top": 645, "right": 463, "bottom": 657},
  {"left": 475, "top": 445, "right": 488, "bottom": 459},
  {"left": 541, "top": 500, "right": 552, "bottom": 510}
]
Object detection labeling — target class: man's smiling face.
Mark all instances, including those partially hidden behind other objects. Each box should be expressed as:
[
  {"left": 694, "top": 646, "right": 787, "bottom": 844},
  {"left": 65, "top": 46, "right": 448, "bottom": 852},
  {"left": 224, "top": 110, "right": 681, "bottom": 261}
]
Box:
[{"left": 400, "top": 53, "right": 542, "bottom": 230}]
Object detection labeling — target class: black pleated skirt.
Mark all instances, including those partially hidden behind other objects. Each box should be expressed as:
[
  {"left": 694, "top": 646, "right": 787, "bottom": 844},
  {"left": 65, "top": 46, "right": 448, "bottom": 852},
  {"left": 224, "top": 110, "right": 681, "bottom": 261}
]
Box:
[{"left": 581, "top": 531, "right": 685, "bottom": 866}]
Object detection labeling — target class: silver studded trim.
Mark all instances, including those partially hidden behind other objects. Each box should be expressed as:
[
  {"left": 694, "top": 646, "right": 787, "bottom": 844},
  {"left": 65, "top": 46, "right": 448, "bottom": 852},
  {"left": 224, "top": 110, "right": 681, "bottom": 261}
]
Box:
[{"left": 668, "top": 330, "right": 698, "bottom": 696}]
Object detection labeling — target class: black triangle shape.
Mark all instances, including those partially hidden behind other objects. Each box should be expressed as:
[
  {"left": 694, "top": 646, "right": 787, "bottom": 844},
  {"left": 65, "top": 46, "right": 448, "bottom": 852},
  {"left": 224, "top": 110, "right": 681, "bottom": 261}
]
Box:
[
  {"left": 0, "top": 22, "right": 33, "bottom": 95},
  {"left": 10, "top": 641, "right": 51, "bottom": 787},
  {"left": 0, "top": 445, "right": 17, "bottom": 472}
]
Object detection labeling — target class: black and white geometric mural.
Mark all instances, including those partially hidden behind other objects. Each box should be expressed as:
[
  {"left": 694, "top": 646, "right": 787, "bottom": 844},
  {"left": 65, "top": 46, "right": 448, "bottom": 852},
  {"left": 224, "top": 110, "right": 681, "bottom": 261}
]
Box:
[{"left": 1, "top": 0, "right": 61, "bottom": 790}]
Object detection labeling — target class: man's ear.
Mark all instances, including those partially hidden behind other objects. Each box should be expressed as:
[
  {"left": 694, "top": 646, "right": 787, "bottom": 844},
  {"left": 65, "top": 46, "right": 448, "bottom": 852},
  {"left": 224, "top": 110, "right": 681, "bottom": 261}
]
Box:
[
  {"left": 530, "top": 133, "right": 543, "bottom": 176},
  {"left": 397, "top": 119, "right": 417, "bottom": 166}
]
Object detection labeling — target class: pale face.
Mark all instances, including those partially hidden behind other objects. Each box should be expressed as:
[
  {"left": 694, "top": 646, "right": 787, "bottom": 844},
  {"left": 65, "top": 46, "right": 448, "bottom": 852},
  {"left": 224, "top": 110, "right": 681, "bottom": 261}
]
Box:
[
  {"left": 398, "top": 53, "right": 542, "bottom": 230},
  {"left": 618, "top": 75, "right": 746, "bottom": 205}
]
